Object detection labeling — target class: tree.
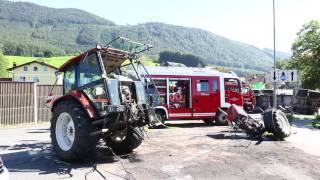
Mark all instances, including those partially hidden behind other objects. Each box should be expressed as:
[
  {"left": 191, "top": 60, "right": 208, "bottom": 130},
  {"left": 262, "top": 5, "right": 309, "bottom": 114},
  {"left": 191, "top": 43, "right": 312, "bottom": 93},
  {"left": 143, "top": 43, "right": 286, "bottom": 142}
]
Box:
[
  {"left": 292, "top": 20, "right": 320, "bottom": 89},
  {"left": 44, "top": 50, "right": 54, "bottom": 58},
  {"left": 158, "top": 51, "right": 206, "bottom": 67},
  {"left": 0, "top": 51, "right": 8, "bottom": 77}
]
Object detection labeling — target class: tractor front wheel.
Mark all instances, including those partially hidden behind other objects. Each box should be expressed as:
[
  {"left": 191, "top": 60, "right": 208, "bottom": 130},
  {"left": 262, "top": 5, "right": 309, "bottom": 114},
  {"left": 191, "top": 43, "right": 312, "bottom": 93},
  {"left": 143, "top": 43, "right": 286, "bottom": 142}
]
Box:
[
  {"left": 105, "top": 127, "right": 144, "bottom": 154},
  {"left": 263, "top": 109, "right": 291, "bottom": 139},
  {"left": 51, "top": 102, "right": 98, "bottom": 162}
]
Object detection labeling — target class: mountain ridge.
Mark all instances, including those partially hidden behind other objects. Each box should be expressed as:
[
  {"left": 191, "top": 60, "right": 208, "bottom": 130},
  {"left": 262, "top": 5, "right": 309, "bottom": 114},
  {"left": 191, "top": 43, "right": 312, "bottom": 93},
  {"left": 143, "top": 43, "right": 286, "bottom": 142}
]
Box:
[{"left": 0, "top": 0, "right": 275, "bottom": 74}]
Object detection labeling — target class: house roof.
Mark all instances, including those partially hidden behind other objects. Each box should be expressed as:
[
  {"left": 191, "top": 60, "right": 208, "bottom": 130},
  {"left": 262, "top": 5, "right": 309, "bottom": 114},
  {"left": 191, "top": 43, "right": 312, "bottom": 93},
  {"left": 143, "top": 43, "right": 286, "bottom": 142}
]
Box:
[{"left": 6, "top": 60, "right": 58, "bottom": 71}]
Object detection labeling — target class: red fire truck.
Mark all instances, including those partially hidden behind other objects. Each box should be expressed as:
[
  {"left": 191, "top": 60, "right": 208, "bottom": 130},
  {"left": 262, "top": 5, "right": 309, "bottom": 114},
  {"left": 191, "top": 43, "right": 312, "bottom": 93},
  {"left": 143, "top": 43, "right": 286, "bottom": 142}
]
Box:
[
  {"left": 241, "top": 81, "right": 255, "bottom": 112},
  {"left": 144, "top": 67, "right": 243, "bottom": 125}
]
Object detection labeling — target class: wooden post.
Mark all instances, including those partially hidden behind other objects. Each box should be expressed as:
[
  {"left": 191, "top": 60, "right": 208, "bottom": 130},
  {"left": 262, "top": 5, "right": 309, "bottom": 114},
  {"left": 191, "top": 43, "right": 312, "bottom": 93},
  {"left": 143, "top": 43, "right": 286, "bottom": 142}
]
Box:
[{"left": 34, "top": 83, "right": 38, "bottom": 124}]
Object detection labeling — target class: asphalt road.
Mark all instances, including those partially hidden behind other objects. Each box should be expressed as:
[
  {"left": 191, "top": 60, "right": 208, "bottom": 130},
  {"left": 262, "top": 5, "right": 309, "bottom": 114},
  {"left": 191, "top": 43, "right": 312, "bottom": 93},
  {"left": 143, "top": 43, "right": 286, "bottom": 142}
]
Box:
[{"left": 0, "top": 120, "right": 320, "bottom": 180}]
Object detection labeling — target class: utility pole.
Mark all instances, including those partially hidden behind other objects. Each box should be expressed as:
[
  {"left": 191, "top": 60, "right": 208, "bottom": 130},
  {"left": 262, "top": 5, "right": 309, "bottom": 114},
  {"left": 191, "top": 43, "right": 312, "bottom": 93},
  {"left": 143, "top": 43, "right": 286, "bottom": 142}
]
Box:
[{"left": 272, "top": 0, "right": 277, "bottom": 109}]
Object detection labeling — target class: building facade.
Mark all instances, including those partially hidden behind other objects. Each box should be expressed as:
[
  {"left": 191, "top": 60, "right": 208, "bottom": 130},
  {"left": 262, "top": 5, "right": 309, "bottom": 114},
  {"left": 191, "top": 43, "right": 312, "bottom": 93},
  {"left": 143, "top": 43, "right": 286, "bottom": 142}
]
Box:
[{"left": 7, "top": 61, "right": 61, "bottom": 85}]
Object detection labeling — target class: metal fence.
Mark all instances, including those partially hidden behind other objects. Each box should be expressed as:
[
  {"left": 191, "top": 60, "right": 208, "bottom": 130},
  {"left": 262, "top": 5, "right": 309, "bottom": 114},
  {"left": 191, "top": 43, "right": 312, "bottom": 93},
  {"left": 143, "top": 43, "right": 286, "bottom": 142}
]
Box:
[{"left": 0, "top": 82, "right": 63, "bottom": 126}]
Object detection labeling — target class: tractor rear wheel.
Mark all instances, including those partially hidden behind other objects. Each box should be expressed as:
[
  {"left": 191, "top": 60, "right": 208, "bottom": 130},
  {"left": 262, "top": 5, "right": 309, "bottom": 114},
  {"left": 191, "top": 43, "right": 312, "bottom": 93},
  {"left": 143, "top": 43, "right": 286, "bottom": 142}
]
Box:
[
  {"left": 51, "top": 102, "right": 98, "bottom": 162},
  {"left": 105, "top": 127, "right": 144, "bottom": 154},
  {"left": 263, "top": 109, "right": 291, "bottom": 139}
]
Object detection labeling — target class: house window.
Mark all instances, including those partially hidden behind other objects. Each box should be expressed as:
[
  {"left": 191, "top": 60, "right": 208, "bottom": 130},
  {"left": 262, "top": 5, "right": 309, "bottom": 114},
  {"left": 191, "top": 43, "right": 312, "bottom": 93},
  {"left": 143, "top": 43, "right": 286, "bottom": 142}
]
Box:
[
  {"left": 33, "top": 77, "right": 40, "bottom": 83},
  {"left": 19, "top": 76, "right": 26, "bottom": 82},
  {"left": 34, "top": 66, "right": 38, "bottom": 71},
  {"left": 43, "top": 66, "right": 48, "bottom": 71},
  {"left": 23, "top": 66, "right": 28, "bottom": 71}
]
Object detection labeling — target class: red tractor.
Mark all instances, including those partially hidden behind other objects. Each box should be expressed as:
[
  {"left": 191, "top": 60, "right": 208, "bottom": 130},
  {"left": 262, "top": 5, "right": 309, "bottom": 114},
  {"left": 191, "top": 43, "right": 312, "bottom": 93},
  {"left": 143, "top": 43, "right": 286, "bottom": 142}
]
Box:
[{"left": 48, "top": 37, "right": 155, "bottom": 162}]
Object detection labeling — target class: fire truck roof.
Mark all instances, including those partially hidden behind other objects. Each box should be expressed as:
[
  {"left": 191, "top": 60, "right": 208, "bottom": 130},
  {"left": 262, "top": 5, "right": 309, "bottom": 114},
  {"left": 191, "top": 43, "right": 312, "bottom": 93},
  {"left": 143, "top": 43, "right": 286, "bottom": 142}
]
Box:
[{"left": 145, "top": 66, "right": 239, "bottom": 79}]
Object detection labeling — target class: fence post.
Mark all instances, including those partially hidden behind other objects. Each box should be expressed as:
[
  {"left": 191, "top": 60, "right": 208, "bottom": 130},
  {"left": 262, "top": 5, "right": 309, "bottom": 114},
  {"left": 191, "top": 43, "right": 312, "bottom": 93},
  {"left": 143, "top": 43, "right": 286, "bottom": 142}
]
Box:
[{"left": 34, "top": 83, "right": 38, "bottom": 124}]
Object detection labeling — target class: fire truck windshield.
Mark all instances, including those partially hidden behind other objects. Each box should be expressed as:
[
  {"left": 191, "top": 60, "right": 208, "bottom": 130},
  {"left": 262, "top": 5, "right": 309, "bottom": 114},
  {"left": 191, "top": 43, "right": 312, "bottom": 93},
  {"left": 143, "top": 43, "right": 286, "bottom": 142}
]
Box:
[{"left": 224, "top": 78, "right": 241, "bottom": 93}]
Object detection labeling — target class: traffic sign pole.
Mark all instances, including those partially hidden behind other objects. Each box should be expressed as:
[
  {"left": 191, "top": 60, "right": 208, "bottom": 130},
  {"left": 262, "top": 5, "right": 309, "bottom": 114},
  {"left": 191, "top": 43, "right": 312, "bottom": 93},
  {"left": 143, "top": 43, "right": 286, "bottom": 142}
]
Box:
[{"left": 272, "top": 0, "right": 277, "bottom": 109}]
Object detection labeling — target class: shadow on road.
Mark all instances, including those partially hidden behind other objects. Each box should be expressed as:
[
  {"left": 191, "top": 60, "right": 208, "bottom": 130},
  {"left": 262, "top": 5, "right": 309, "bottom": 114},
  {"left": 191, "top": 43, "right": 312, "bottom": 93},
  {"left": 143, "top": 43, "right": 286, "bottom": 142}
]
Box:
[
  {"left": 26, "top": 128, "right": 50, "bottom": 134},
  {"left": 165, "top": 122, "right": 211, "bottom": 128},
  {"left": 206, "top": 133, "right": 275, "bottom": 146},
  {"left": 1, "top": 141, "right": 136, "bottom": 178}
]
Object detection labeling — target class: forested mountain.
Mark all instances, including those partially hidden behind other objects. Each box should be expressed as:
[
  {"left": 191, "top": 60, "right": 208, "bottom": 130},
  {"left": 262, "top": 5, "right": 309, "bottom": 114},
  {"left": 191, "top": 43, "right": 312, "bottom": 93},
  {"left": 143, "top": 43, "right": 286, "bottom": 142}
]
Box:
[
  {"left": 263, "top": 48, "right": 291, "bottom": 60},
  {"left": 0, "top": 0, "right": 274, "bottom": 73}
]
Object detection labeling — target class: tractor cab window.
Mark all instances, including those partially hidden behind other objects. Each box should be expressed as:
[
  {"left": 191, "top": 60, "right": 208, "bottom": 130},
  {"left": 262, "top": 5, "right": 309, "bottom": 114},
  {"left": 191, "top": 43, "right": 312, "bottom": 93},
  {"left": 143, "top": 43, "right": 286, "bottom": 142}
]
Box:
[
  {"left": 78, "top": 53, "right": 102, "bottom": 87},
  {"left": 78, "top": 53, "right": 108, "bottom": 112},
  {"left": 64, "top": 66, "right": 76, "bottom": 93}
]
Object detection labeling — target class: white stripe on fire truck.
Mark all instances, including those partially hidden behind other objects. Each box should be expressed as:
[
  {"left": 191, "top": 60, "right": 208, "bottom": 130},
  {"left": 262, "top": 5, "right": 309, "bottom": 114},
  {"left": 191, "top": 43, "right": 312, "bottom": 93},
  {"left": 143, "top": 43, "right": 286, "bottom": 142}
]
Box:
[
  {"left": 169, "top": 113, "right": 192, "bottom": 117},
  {"left": 193, "top": 113, "right": 216, "bottom": 116},
  {"left": 169, "top": 113, "right": 216, "bottom": 117}
]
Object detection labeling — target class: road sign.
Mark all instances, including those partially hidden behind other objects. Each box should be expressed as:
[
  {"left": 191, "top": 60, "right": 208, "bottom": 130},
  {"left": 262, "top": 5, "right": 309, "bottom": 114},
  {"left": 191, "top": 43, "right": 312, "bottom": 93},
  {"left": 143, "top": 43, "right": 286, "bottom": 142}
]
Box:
[{"left": 265, "top": 69, "right": 298, "bottom": 83}]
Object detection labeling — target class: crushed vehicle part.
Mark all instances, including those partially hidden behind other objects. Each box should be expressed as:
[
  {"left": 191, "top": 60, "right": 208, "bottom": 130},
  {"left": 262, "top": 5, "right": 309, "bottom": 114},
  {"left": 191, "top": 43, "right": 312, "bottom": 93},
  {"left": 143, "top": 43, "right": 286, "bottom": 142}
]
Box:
[
  {"left": 226, "top": 105, "right": 265, "bottom": 138},
  {"left": 226, "top": 104, "right": 291, "bottom": 139}
]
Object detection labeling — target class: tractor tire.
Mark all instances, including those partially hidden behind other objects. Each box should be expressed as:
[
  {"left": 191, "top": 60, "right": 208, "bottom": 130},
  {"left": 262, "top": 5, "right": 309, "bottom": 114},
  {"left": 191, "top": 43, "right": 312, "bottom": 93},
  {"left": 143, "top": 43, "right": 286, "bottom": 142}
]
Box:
[
  {"left": 51, "top": 102, "right": 98, "bottom": 162},
  {"left": 105, "top": 127, "right": 144, "bottom": 154},
  {"left": 215, "top": 111, "right": 228, "bottom": 125},
  {"left": 263, "top": 109, "right": 291, "bottom": 139}
]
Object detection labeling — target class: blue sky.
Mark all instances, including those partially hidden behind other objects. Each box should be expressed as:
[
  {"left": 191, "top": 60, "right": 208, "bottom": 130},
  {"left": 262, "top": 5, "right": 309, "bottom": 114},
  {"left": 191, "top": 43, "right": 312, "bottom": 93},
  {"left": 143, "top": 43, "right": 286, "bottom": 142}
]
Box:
[{"left": 17, "top": 0, "right": 320, "bottom": 52}]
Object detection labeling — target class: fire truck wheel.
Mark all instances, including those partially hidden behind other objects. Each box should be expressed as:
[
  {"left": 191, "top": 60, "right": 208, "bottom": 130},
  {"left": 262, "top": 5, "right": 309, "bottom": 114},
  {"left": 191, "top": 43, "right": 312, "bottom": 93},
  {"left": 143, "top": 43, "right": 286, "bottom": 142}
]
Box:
[
  {"left": 215, "top": 111, "right": 228, "bottom": 125},
  {"left": 203, "top": 119, "right": 214, "bottom": 125},
  {"left": 105, "top": 127, "right": 144, "bottom": 154},
  {"left": 51, "top": 101, "right": 99, "bottom": 162},
  {"left": 244, "top": 104, "right": 254, "bottom": 113},
  {"left": 263, "top": 109, "right": 291, "bottom": 139},
  {"left": 155, "top": 111, "right": 166, "bottom": 124}
]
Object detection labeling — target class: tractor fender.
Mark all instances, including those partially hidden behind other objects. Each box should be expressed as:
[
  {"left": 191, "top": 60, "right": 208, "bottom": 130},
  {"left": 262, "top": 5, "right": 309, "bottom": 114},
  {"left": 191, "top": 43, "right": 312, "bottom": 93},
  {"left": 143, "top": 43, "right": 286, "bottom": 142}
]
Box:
[{"left": 51, "top": 90, "right": 98, "bottom": 119}]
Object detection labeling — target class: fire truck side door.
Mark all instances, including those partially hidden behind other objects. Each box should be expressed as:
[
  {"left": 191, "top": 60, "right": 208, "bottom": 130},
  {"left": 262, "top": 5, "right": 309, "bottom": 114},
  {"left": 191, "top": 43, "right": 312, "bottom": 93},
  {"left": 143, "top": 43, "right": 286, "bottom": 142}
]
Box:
[{"left": 192, "top": 77, "right": 220, "bottom": 118}]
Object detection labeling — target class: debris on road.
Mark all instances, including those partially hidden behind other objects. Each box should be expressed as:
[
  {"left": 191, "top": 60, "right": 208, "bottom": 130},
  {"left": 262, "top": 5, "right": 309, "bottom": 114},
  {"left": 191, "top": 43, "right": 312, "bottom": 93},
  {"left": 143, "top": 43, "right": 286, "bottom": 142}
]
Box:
[{"left": 226, "top": 104, "right": 291, "bottom": 139}]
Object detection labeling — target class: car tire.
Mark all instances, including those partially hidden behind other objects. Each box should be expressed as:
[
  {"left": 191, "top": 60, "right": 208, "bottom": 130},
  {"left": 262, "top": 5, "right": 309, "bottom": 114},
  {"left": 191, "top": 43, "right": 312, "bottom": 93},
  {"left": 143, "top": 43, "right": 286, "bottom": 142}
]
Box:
[{"left": 51, "top": 101, "right": 98, "bottom": 162}]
